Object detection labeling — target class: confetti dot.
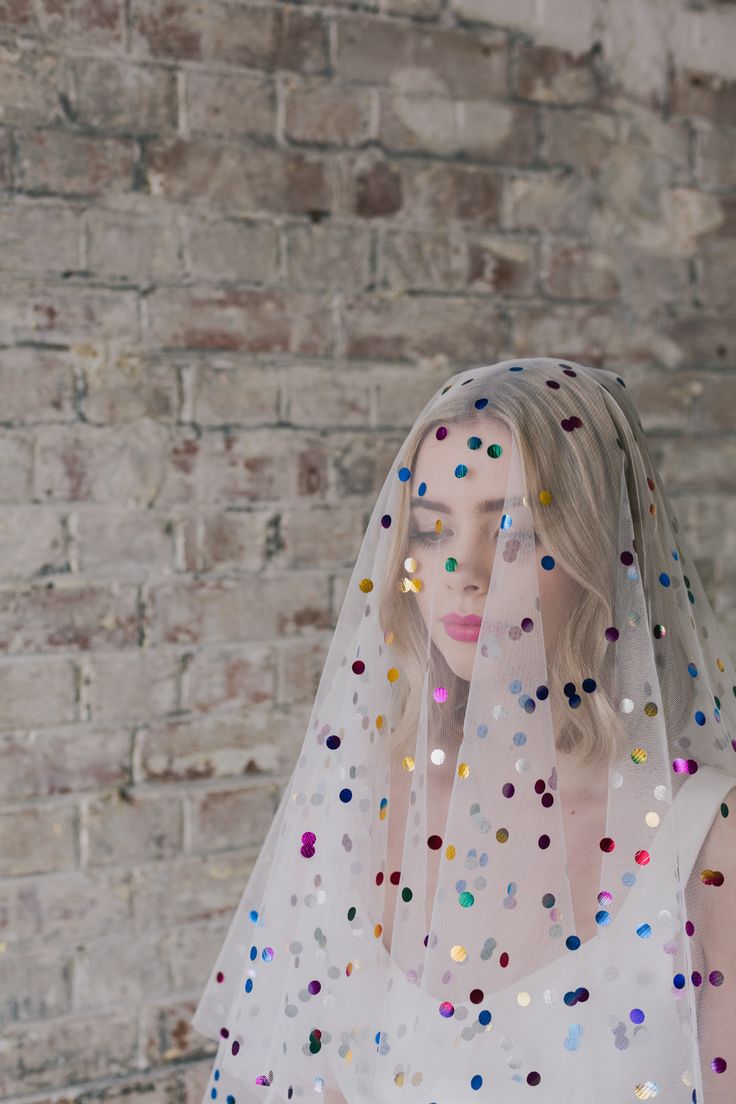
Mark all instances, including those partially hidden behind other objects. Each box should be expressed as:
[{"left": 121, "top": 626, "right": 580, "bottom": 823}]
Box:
[
  {"left": 433, "top": 686, "right": 448, "bottom": 703},
  {"left": 359, "top": 578, "right": 373, "bottom": 592},
  {"left": 445, "top": 557, "right": 458, "bottom": 572},
  {"left": 352, "top": 659, "right": 365, "bottom": 675},
  {"left": 659, "top": 572, "right": 670, "bottom": 587},
  {"left": 527, "top": 1073, "right": 541, "bottom": 1087},
  {"left": 712, "top": 1058, "right": 727, "bottom": 1074},
  {"left": 474, "top": 398, "right": 489, "bottom": 410},
  {"left": 488, "top": 444, "right": 503, "bottom": 458},
  {"left": 339, "top": 788, "right": 352, "bottom": 803},
  {"left": 436, "top": 426, "right": 448, "bottom": 440},
  {"left": 387, "top": 667, "right": 399, "bottom": 683},
  {"left": 455, "top": 463, "right": 468, "bottom": 478},
  {"left": 398, "top": 467, "right": 411, "bottom": 481},
  {"left": 539, "top": 490, "right": 552, "bottom": 505},
  {"left": 605, "top": 626, "right": 620, "bottom": 642},
  {"left": 470, "top": 1074, "right": 483, "bottom": 1090},
  {"left": 541, "top": 555, "right": 555, "bottom": 570},
  {"left": 467, "top": 435, "right": 483, "bottom": 450}
]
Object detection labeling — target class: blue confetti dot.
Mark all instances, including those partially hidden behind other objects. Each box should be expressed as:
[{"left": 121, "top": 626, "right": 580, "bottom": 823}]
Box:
[
  {"left": 500, "top": 513, "right": 512, "bottom": 529},
  {"left": 687, "top": 663, "right": 698, "bottom": 678},
  {"left": 249, "top": 909, "right": 259, "bottom": 923},
  {"left": 582, "top": 678, "right": 597, "bottom": 693},
  {"left": 509, "top": 679, "right": 522, "bottom": 693},
  {"left": 249, "top": 945, "right": 257, "bottom": 961},
  {"left": 339, "top": 788, "right": 353, "bottom": 802},
  {"left": 595, "top": 910, "right": 611, "bottom": 926},
  {"left": 467, "top": 436, "right": 483, "bottom": 450},
  {"left": 541, "top": 555, "right": 555, "bottom": 570},
  {"left": 398, "top": 466, "right": 411, "bottom": 481},
  {"left": 695, "top": 711, "right": 706, "bottom": 726},
  {"left": 455, "top": 463, "right": 468, "bottom": 478},
  {"left": 509, "top": 365, "right": 524, "bottom": 371},
  {"left": 245, "top": 977, "right": 254, "bottom": 992},
  {"left": 568, "top": 694, "right": 582, "bottom": 709},
  {"left": 673, "top": 973, "right": 686, "bottom": 989},
  {"left": 630, "top": 1008, "right": 645, "bottom": 1024},
  {"left": 474, "top": 397, "right": 489, "bottom": 409},
  {"left": 476, "top": 723, "right": 488, "bottom": 738},
  {"left": 418, "top": 481, "right": 426, "bottom": 496},
  {"left": 671, "top": 549, "right": 679, "bottom": 560},
  {"left": 566, "top": 935, "right": 581, "bottom": 950},
  {"left": 513, "top": 731, "right": 527, "bottom": 746},
  {"left": 211, "top": 1091, "right": 217, "bottom": 1101},
  {"left": 478, "top": 1009, "right": 492, "bottom": 1025},
  {"left": 214, "top": 1071, "right": 220, "bottom": 1081},
  {"left": 659, "top": 572, "right": 671, "bottom": 587},
  {"left": 536, "top": 685, "right": 549, "bottom": 700},
  {"left": 636, "top": 923, "right": 652, "bottom": 938},
  {"left": 227, "top": 1096, "right": 236, "bottom": 1104},
  {"left": 471, "top": 1075, "right": 483, "bottom": 1090}
]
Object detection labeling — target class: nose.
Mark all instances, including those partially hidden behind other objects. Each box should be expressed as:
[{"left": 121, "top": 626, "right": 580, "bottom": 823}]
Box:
[{"left": 445, "top": 527, "right": 494, "bottom": 591}]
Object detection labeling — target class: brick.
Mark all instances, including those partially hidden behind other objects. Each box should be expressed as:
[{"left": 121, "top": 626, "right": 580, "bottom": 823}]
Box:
[
  {"left": 276, "top": 635, "right": 332, "bottom": 706},
  {"left": 0, "top": 867, "right": 133, "bottom": 950},
  {"left": 75, "top": 932, "right": 171, "bottom": 1008},
  {"left": 285, "top": 78, "right": 373, "bottom": 146},
  {"left": 0, "top": 802, "right": 77, "bottom": 877},
  {"left": 341, "top": 292, "right": 507, "bottom": 361},
  {"left": 0, "top": 204, "right": 80, "bottom": 280},
  {"left": 513, "top": 42, "right": 598, "bottom": 104},
  {"left": 131, "top": 850, "right": 253, "bottom": 931},
  {"left": 131, "top": 0, "right": 329, "bottom": 71},
  {"left": 0, "top": 0, "right": 35, "bottom": 31},
  {"left": 88, "top": 649, "right": 180, "bottom": 723},
  {"left": 37, "top": 0, "right": 125, "bottom": 47},
  {"left": 0, "top": 506, "right": 68, "bottom": 578},
  {"left": 147, "top": 573, "right": 330, "bottom": 645},
  {"left": 145, "top": 285, "right": 331, "bottom": 354},
  {"left": 650, "top": 433, "right": 736, "bottom": 493},
  {"left": 0, "top": 48, "right": 69, "bottom": 126},
  {"left": 697, "top": 240, "right": 736, "bottom": 314},
  {"left": 75, "top": 505, "right": 175, "bottom": 579},
  {"left": 662, "top": 312, "right": 736, "bottom": 370},
  {"left": 185, "top": 358, "right": 280, "bottom": 426},
  {"left": 181, "top": 509, "right": 272, "bottom": 573},
  {"left": 0, "top": 431, "right": 34, "bottom": 500},
  {"left": 0, "top": 128, "right": 12, "bottom": 189},
  {"left": 450, "top": 0, "right": 595, "bottom": 56},
  {"left": 371, "top": 363, "right": 465, "bottom": 430},
  {"left": 695, "top": 126, "right": 736, "bottom": 191},
  {"left": 283, "top": 364, "right": 371, "bottom": 427},
  {"left": 671, "top": 68, "right": 736, "bottom": 125},
  {"left": 0, "top": 949, "right": 71, "bottom": 1026},
  {"left": 279, "top": 502, "right": 366, "bottom": 569},
  {"left": 87, "top": 789, "right": 183, "bottom": 866},
  {"left": 33, "top": 421, "right": 171, "bottom": 504},
  {"left": 142, "top": 996, "right": 205, "bottom": 1064},
  {"left": 0, "top": 725, "right": 131, "bottom": 802},
  {"left": 505, "top": 301, "right": 661, "bottom": 369},
  {"left": 188, "top": 780, "right": 280, "bottom": 854},
  {"left": 285, "top": 221, "right": 372, "bottom": 290},
  {"left": 617, "top": 249, "right": 691, "bottom": 308},
  {"left": 71, "top": 57, "right": 176, "bottom": 132},
  {"left": 542, "top": 109, "right": 618, "bottom": 170},
  {"left": 186, "top": 216, "right": 279, "bottom": 282},
  {"left": 184, "top": 69, "right": 274, "bottom": 140},
  {"left": 0, "top": 1009, "right": 137, "bottom": 1095},
  {"left": 0, "top": 656, "right": 77, "bottom": 728},
  {"left": 79, "top": 350, "right": 181, "bottom": 423},
  {"left": 328, "top": 425, "right": 406, "bottom": 496},
  {"left": 503, "top": 168, "right": 597, "bottom": 234},
  {"left": 138, "top": 705, "right": 290, "bottom": 784},
  {"left": 0, "top": 346, "right": 77, "bottom": 421},
  {"left": 0, "top": 580, "right": 140, "bottom": 652},
  {"left": 464, "top": 234, "right": 537, "bottom": 295},
  {"left": 335, "top": 15, "right": 508, "bottom": 99},
  {"left": 379, "top": 94, "right": 536, "bottom": 163},
  {"left": 183, "top": 643, "right": 276, "bottom": 714},
  {"left": 0, "top": 279, "right": 139, "bottom": 344},
  {"left": 86, "top": 207, "right": 183, "bottom": 283},
  {"left": 379, "top": 227, "right": 535, "bottom": 294},
  {"left": 345, "top": 154, "right": 508, "bottom": 224},
  {"left": 16, "top": 129, "right": 137, "bottom": 198},
  {"left": 145, "top": 138, "right": 331, "bottom": 216},
  {"left": 542, "top": 240, "right": 621, "bottom": 300}
]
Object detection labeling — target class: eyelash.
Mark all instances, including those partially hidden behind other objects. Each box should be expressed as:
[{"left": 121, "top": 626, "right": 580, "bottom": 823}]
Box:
[{"left": 409, "top": 530, "right": 542, "bottom": 549}]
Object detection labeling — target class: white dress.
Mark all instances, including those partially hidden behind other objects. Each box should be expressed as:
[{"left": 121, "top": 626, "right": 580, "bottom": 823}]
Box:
[{"left": 327, "top": 764, "right": 733, "bottom": 1104}]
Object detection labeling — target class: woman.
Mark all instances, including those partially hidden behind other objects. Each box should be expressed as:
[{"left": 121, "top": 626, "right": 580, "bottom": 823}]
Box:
[{"left": 191, "top": 358, "right": 735, "bottom": 1103}]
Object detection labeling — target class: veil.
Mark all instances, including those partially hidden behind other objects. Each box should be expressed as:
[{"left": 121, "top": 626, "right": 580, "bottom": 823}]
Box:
[{"left": 190, "top": 358, "right": 736, "bottom": 1104}]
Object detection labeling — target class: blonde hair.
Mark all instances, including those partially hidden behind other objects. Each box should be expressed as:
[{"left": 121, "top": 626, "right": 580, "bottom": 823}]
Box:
[{"left": 378, "top": 367, "right": 694, "bottom": 768}]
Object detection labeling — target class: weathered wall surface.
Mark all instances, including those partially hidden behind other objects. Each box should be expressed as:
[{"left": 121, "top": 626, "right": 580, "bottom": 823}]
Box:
[{"left": 0, "top": 0, "right": 734, "bottom": 1100}]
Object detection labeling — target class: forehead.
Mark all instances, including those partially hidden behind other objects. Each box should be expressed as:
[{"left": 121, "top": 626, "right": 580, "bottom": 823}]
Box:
[{"left": 411, "top": 418, "right": 513, "bottom": 508}]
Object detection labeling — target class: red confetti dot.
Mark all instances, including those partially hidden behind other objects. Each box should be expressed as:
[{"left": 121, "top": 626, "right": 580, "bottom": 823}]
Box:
[
  {"left": 538, "top": 834, "right": 550, "bottom": 849},
  {"left": 635, "top": 850, "right": 650, "bottom": 865},
  {"left": 376, "top": 871, "right": 384, "bottom": 886},
  {"left": 499, "top": 951, "right": 509, "bottom": 968},
  {"left": 427, "top": 834, "right": 443, "bottom": 850},
  {"left": 352, "top": 659, "right": 365, "bottom": 675},
  {"left": 389, "top": 869, "right": 401, "bottom": 885},
  {"left": 216, "top": 971, "right": 225, "bottom": 983},
  {"left": 600, "top": 837, "right": 615, "bottom": 852},
  {"left": 469, "top": 988, "right": 484, "bottom": 1004}
]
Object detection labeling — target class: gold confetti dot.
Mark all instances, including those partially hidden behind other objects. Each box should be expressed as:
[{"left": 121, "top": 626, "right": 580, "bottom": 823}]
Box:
[
  {"left": 410, "top": 577, "right": 424, "bottom": 593},
  {"left": 359, "top": 578, "right": 373, "bottom": 592},
  {"left": 717, "top": 658, "right": 725, "bottom": 672},
  {"left": 539, "top": 490, "right": 553, "bottom": 506},
  {"left": 387, "top": 667, "right": 400, "bottom": 683},
  {"left": 450, "top": 944, "right": 468, "bottom": 963},
  {"left": 376, "top": 714, "right": 384, "bottom": 730},
  {"left": 644, "top": 701, "right": 658, "bottom": 717},
  {"left": 631, "top": 747, "right": 647, "bottom": 764},
  {"left": 402, "top": 756, "right": 415, "bottom": 772},
  {"left": 435, "top": 519, "right": 443, "bottom": 534},
  {"left": 446, "top": 844, "right": 456, "bottom": 859},
  {"left": 458, "top": 762, "right": 470, "bottom": 779},
  {"left": 384, "top": 629, "right": 395, "bottom": 645},
  {"left": 496, "top": 828, "right": 509, "bottom": 843}
]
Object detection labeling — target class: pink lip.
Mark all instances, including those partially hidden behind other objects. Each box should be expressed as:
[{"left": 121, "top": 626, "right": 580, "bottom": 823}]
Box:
[{"left": 441, "top": 612, "right": 482, "bottom": 642}]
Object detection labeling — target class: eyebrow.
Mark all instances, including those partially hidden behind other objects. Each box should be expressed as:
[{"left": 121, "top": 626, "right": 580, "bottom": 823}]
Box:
[{"left": 410, "top": 495, "right": 523, "bottom": 515}]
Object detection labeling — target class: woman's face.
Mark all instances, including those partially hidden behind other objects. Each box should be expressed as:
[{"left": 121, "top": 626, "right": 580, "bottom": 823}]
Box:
[{"left": 406, "top": 418, "right": 581, "bottom": 682}]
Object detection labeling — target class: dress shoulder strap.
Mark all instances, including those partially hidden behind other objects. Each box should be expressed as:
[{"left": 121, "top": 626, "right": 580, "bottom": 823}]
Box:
[{"left": 671, "top": 764, "right": 736, "bottom": 883}]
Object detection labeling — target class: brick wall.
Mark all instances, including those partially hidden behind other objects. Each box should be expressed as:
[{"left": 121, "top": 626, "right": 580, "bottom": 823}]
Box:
[{"left": 0, "top": 0, "right": 734, "bottom": 1100}]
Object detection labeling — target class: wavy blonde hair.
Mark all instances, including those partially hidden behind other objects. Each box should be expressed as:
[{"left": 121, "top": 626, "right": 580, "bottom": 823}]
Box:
[{"left": 378, "top": 366, "right": 694, "bottom": 769}]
